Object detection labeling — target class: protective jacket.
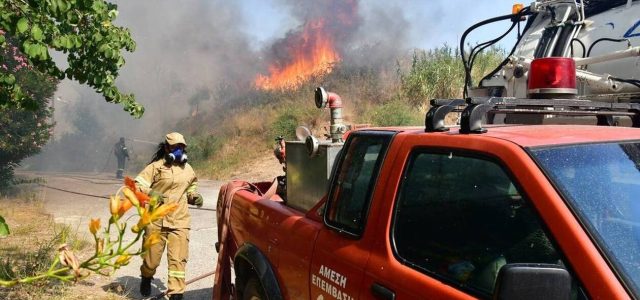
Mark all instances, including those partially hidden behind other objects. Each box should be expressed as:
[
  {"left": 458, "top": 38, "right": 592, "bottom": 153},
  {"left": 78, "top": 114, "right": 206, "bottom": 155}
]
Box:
[{"left": 135, "top": 159, "right": 198, "bottom": 228}]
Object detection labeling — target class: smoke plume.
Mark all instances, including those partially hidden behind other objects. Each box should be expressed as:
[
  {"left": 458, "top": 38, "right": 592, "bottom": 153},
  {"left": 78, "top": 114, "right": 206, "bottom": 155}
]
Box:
[{"left": 26, "top": 0, "right": 416, "bottom": 173}]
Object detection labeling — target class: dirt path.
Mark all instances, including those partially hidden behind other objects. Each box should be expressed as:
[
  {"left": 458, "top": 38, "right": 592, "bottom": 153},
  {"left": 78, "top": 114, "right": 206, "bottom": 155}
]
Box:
[{"left": 20, "top": 171, "right": 225, "bottom": 299}]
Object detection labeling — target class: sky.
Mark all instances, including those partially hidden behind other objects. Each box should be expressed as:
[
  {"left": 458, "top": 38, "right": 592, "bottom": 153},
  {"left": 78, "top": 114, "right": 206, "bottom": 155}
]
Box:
[{"left": 241, "top": 0, "right": 519, "bottom": 51}]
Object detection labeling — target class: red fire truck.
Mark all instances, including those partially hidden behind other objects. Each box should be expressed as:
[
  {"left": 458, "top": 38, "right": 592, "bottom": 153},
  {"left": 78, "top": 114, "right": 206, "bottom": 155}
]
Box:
[{"left": 214, "top": 1, "right": 640, "bottom": 299}]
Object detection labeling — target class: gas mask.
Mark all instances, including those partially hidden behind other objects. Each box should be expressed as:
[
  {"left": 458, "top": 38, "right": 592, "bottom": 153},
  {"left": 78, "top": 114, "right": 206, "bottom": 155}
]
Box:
[{"left": 166, "top": 147, "right": 188, "bottom": 164}]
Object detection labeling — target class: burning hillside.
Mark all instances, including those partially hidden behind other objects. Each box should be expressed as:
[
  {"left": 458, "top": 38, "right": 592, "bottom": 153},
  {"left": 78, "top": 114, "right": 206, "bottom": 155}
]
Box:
[{"left": 255, "top": 0, "right": 359, "bottom": 90}]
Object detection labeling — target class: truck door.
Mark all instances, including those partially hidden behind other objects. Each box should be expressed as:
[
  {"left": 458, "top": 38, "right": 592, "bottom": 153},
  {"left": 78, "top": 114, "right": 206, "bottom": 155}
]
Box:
[
  {"left": 310, "top": 131, "right": 395, "bottom": 300},
  {"left": 362, "top": 142, "right": 586, "bottom": 299}
]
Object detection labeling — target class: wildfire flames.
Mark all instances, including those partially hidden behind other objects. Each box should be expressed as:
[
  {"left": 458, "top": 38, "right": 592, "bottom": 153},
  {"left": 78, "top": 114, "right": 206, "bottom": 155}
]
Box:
[{"left": 255, "top": 19, "right": 341, "bottom": 90}]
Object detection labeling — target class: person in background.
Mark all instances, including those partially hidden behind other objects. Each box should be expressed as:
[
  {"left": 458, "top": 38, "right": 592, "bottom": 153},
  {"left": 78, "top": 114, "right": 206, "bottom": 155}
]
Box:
[
  {"left": 113, "top": 137, "right": 129, "bottom": 179},
  {"left": 134, "top": 132, "right": 204, "bottom": 300}
]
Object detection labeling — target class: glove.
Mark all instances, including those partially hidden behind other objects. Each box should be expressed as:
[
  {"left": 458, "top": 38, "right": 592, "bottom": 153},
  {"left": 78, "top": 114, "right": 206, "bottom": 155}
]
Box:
[{"left": 188, "top": 193, "right": 204, "bottom": 208}]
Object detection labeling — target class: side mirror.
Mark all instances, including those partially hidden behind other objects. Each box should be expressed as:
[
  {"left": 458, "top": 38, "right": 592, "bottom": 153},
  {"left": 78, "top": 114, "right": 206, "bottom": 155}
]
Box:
[{"left": 494, "top": 264, "right": 571, "bottom": 300}]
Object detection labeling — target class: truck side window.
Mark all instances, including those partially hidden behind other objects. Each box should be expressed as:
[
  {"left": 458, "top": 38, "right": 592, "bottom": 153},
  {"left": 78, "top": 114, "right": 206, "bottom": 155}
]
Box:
[
  {"left": 392, "top": 151, "right": 569, "bottom": 296},
  {"left": 325, "top": 132, "right": 393, "bottom": 237}
]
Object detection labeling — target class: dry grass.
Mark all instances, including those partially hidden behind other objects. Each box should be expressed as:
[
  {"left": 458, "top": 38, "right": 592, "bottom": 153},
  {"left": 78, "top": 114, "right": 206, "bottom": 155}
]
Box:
[{"left": 0, "top": 193, "right": 129, "bottom": 300}]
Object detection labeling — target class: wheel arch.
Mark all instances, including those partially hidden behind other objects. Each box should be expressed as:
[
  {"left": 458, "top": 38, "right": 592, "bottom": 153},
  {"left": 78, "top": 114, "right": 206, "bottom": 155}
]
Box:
[{"left": 234, "top": 243, "right": 283, "bottom": 300}]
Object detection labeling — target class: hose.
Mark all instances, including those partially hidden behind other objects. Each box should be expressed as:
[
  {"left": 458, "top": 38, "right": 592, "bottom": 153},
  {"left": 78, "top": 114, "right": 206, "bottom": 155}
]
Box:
[
  {"left": 149, "top": 270, "right": 216, "bottom": 300},
  {"left": 460, "top": 7, "right": 534, "bottom": 97},
  {"left": 478, "top": 8, "right": 536, "bottom": 86},
  {"left": 586, "top": 38, "right": 631, "bottom": 58},
  {"left": 468, "top": 21, "right": 518, "bottom": 76},
  {"left": 39, "top": 183, "right": 216, "bottom": 211},
  {"left": 570, "top": 38, "right": 587, "bottom": 58},
  {"left": 39, "top": 183, "right": 110, "bottom": 199}
]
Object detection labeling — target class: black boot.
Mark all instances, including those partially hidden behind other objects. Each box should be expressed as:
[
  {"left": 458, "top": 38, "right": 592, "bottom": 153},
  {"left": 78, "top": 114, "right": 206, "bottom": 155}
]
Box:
[
  {"left": 140, "top": 276, "right": 152, "bottom": 297},
  {"left": 169, "top": 294, "right": 183, "bottom": 300}
]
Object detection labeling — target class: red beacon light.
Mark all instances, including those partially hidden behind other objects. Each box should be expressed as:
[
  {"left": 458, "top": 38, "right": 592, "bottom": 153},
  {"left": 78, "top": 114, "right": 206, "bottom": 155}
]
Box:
[{"left": 528, "top": 57, "right": 577, "bottom": 98}]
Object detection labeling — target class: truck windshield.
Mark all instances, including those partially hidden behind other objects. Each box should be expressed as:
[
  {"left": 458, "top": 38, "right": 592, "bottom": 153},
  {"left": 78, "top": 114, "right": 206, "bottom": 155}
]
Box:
[{"left": 532, "top": 141, "right": 640, "bottom": 296}]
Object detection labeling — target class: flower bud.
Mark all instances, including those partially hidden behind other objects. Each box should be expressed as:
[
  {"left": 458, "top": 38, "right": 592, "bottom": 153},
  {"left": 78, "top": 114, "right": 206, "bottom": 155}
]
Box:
[
  {"left": 123, "top": 188, "right": 140, "bottom": 208},
  {"left": 89, "top": 218, "right": 100, "bottom": 236},
  {"left": 97, "top": 238, "right": 104, "bottom": 254},
  {"left": 109, "top": 196, "right": 120, "bottom": 216},
  {"left": 115, "top": 254, "right": 131, "bottom": 266},
  {"left": 151, "top": 203, "right": 178, "bottom": 221},
  {"left": 143, "top": 232, "right": 162, "bottom": 251}
]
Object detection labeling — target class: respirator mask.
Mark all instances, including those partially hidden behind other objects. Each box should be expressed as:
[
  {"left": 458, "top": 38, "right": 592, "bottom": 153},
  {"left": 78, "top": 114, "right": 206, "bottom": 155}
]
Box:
[{"left": 166, "top": 147, "right": 188, "bottom": 164}]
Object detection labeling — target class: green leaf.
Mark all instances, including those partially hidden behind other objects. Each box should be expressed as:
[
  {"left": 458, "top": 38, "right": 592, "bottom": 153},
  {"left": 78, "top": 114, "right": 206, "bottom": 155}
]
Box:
[
  {"left": 31, "top": 25, "right": 43, "bottom": 41},
  {"left": 73, "top": 36, "right": 82, "bottom": 48},
  {"left": 0, "top": 35, "right": 5, "bottom": 44},
  {"left": 98, "top": 43, "right": 110, "bottom": 53},
  {"left": 23, "top": 41, "right": 36, "bottom": 58},
  {"left": 107, "top": 9, "right": 118, "bottom": 19},
  {"left": 37, "top": 44, "right": 48, "bottom": 60},
  {"left": 66, "top": 11, "right": 79, "bottom": 24},
  {"left": 57, "top": 0, "right": 69, "bottom": 13},
  {"left": 16, "top": 18, "right": 28, "bottom": 34},
  {"left": 91, "top": 1, "right": 105, "bottom": 13},
  {"left": 48, "top": 0, "right": 59, "bottom": 14},
  {"left": 92, "top": 32, "right": 103, "bottom": 42},
  {"left": 4, "top": 74, "right": 15, "bottom": 85},
  {"left": 63, "top": 36, "right": 73, "bottom": 49},
  {"left": 52, "top": 36, "right": 62, "bottom": 48},
  {"left": 0, "top": 215, "right": 9, "bottom": 238}
]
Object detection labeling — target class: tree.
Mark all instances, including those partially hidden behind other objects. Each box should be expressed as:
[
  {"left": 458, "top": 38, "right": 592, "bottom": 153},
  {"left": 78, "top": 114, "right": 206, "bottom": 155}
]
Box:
[
  {"left": 0, "top": 50, "right": 56, "bottom": 191},
  {"left": 0, "top": 0, "right": 142, "bottom": 117}
]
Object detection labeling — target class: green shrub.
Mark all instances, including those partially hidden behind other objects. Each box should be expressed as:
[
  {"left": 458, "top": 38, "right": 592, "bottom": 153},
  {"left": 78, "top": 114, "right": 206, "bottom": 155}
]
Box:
[
  {"left": 188, "top": 134, "right": 223, "bottom": 164},
  {"left": 269, "top": 108, "right": 301, "bottom": 141},
  {"left": 365, "top": 100, "right": 421, "bottom": 127},
  {"left": 398, "top": 45, "right": 504, "bottom": 107},
  {"left": 399, "top": 46, "right": 464, "bottom": 107}
]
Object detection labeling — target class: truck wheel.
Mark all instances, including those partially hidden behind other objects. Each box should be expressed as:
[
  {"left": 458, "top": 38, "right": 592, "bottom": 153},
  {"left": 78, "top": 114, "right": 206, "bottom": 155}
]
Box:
[{"left": 243, "top": 277, "right": 266, "bottom": 300}]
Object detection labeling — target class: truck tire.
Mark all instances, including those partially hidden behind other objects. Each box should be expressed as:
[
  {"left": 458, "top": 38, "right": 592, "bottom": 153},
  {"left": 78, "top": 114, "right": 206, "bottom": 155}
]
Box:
[{"left": 243, "top": 277, "right": 267, "bottom": 300}]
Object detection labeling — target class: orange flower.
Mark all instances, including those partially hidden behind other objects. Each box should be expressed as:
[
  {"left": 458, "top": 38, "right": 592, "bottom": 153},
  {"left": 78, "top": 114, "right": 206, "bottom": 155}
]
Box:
[
  {"left": 151, "top": 203, "right": 178, "bottom": 221},
  {"left": 132, "top": 209, "right": 152, "bottom": 233},
  {"left": 122, "top": 188, "right": 140, "bottom": 208},
  {"left": 89, "top": 218, "right": 100, "bottom": 235},
  {"left": 135, "top": 191, "right": 150, "bottom": 207},
  {"left": 124, "top": 176, "right": 136, "bottom": 190},
  {"left": 118, "top": 197, "right": 133, "bottom": 217},
  {"left": 123, "top": 177, "right": 150, "bottom": 206},
  {"left": 143, "top": 232, "right": 162, "bottom": 250},
  {"left": 115, "top": 254, "right": 131, "bottom": 266}
]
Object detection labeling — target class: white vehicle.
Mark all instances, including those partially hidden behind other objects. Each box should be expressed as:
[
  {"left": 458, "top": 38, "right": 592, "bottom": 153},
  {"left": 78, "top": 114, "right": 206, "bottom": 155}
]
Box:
[{"left": 465, "top": 0, "right": 640, "bottom": 100}]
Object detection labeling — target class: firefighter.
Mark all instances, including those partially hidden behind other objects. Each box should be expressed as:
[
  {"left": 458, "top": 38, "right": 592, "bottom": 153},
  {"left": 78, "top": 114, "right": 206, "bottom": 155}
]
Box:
[
  {"left": 134, "top": 132, "right": 204, "bottom": 300},
  {"left": 114, "top": 137, "right": 129, "bottom": 179}
]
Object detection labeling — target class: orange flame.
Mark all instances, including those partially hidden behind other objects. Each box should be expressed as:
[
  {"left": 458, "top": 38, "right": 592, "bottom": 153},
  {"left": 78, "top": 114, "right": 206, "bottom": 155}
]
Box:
[{"left": 255, "top": 19, "right": 341, "bottom": 90}]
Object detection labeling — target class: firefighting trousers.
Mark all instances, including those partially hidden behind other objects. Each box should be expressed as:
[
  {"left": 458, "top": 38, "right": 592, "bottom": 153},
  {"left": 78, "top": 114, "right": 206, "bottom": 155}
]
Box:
[
  {"left": 141, "top": 224, "right": 189, "bottom": 295},
  {"left": 116, "top": 157, "right": 126, "bottom": 178}
]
